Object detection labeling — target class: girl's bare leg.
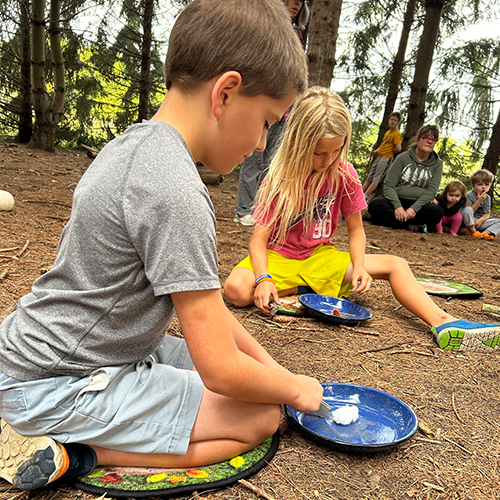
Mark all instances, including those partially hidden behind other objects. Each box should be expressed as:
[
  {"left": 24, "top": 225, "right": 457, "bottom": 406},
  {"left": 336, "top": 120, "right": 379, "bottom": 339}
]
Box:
[
  {"left": 224, "top": 268, "right": 297, "bottom": 307},
  {"left": 92, "top": 388, "right": 280, "bottom": 468},
  {"left": 343, "top": 255, "right": 456, "bottom": 327}
]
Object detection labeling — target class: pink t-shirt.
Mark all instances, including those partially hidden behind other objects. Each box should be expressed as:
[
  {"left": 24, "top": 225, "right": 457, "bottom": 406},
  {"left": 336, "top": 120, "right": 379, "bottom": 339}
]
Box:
[{"left": 255, "top": 163, "right": 366, "bottom": 260}]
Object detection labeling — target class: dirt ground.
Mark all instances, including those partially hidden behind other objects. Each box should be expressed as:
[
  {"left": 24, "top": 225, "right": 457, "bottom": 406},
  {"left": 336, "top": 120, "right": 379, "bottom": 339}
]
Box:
[{"left": 0, "top": 141, "right": 499, "bottom": 500}]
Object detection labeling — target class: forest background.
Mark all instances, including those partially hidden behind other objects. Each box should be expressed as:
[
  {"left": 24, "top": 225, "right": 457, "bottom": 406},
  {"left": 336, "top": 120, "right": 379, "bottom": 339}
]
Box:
[{"left": 0, "top": 0, "right": 499, "bottom": 204}]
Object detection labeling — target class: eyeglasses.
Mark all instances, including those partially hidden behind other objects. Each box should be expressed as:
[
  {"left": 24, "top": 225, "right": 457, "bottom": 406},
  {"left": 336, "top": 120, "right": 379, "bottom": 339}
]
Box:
[{"left": 421, "top": 135, "right": 438, "bottom": 143}]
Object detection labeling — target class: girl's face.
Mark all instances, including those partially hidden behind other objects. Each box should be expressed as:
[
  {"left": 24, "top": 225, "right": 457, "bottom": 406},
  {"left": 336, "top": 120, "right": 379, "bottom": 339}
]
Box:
[
  {"left": 446, "top": 189, "right": 462, "bottom": 204},
  {"left": 312, "top": 136, "right": 345, "bottom": 173},
  {"left": 286, "top": 0, "right": 303, "bottom": 18}
]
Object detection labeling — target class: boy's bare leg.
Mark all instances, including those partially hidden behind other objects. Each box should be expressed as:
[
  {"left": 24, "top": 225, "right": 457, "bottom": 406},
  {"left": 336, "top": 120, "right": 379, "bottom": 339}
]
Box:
[
  {"left": 363, "top": 181, "right": 379, "bottom": 198},
  {"left": 345, "top": 254, "right": 456, "bottom": 327},
  {"left": 92, "top": 390, "right": 280, "bottom": 468}
]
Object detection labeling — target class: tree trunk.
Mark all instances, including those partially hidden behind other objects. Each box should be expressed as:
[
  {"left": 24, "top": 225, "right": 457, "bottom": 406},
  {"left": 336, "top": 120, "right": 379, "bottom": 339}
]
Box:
[
  {"left": 306, "top": 0, "right": 343, "bottom": 87},
  {"left": 29, "top": 0, "right": 65, "bottom": 151},
  {"left": 402, "top": 0, "right": 444, "bottom": 151},
  {"left": 138, "top": 0, "right": 154, "bottom": 122},
  {"left": 482, "top": 107, "right": 500, "bottom": 182},
  {"left": 374, "top": 0, "right": 417, "bottom": 149},
  {"left": 18, "top": 0, "right": 33, "bottom": 143},
  {"left": 49, "top": 0, "right": 65, "bottom": 126}
]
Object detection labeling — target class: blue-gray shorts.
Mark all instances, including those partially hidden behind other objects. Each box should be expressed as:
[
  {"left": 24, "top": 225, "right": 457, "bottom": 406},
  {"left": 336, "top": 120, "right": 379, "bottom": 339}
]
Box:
[{"left": 0, "top": 335, "right": 204, "bottom": 455}]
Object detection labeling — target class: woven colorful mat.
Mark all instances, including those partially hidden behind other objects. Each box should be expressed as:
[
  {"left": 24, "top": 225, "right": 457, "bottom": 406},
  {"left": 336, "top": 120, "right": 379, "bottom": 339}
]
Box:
[{"left": 72, "top": 431, "right": 279, "bottom": 498}]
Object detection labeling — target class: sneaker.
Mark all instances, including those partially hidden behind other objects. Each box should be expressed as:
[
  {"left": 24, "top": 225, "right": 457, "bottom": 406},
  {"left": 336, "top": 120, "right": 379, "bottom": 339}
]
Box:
[
  {"left": 431, "top": 319, "right": 500, "bottom": 351},
  {"left": 0, "top": 420, "right": 69, "bottom": 490},
  {"left": 234, "top": 214, "right": 256, "bottom": 226},
  {"left": 407, "top": 224, "right": 427, "bottom": 233}
]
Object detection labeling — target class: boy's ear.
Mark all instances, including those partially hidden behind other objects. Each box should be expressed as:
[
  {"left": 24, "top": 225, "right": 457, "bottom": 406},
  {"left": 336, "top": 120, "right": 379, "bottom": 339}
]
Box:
[{"left": 211, "top": 71, "right": 243, "bottom": 120}]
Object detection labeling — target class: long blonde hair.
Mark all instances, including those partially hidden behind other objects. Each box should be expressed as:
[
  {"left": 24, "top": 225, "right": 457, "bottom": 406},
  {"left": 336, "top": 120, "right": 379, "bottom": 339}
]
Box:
[{"left": 255, "top": 86, "right": 353, "bottom": 245}]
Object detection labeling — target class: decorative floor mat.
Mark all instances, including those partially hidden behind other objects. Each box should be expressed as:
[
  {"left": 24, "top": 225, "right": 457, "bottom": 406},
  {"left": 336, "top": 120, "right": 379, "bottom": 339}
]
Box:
[
  {"left": 416, "top": 278, "right": 483, "bottom": 298},
  {"left": 72, "top": 431, "right": 279, "bottom": 498},
  {"left": 270, "top": 295, "right": 309, "bottom": 317}
]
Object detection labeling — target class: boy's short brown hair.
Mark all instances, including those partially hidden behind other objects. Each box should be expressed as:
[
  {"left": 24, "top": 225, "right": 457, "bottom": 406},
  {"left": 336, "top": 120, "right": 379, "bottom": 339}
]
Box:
[
  {"left": 470, "top": 169, "right": 494, "bottom": 185},
  {"left": 390, "top": 112, "right": 401, "bottom": 122},
  {"left": 164, "top": 0, "right": 307, "bottom": 99}
]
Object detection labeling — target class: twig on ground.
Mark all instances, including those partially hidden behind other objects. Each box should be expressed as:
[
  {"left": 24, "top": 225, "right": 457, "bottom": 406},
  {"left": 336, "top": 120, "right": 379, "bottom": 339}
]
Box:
[
  {"left": 0, "top": 247, "right": 18, "bottom": 253},
  {"left": 13, "top": 240, "right": 29, "bottom": 259},
  {"left": 23, "top": 199, "right": 73, "bottom": 209},
  {"left": 339, "top": 325, "right": 380, "bottom": 336},
  {"left": 239, "top": 479, "right": 276, "bottom": 500},
  {"left": 0, "top": 268, "right": 8, "bottom": 280},
  {"left": 390, "top": 350, "right": 438, "bottom": 358},
  {"left": 443, "top": 436, "right": 472, "bottom": 455},
  {"left": 423, "top": 482, "right": 445, "bottom": 492},
  {"left": 451, "top": 393, "right": 463, "bottom": 423},
  {"left": 38, "top": 215, "right": 70, "bottom": 222},
  {"left": 358, "top": 342, "right": 415, "bottom": 354}
]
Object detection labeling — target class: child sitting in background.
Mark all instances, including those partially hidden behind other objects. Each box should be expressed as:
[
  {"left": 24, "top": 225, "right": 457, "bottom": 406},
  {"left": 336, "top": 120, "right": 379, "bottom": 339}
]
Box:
[
  {"left": 224, "top": 87, "right": 500, "bottom": 353},
  {"left": 433, "top": 180, "right": 467, "bottom": 236},
  {"left": 461, "top": 169, "right": 500, "bottom": 240}
]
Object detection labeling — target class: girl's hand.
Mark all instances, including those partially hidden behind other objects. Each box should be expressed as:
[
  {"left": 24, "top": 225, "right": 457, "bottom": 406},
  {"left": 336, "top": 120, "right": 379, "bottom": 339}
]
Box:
[
  {"left": 290, "top": 374, "right": 324, "bottom": 414},
  {"left": 431, "top": 198, "right": 438, "bottom": 205},
  {"left": 351, "top": 266, "right": 373, "bottom": 293},
  {"left": 254, "top": 281, "right": 280, "bottom": 314}
]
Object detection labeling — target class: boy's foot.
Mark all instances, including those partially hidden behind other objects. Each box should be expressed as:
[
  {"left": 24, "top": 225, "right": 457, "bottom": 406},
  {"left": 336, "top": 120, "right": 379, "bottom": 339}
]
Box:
[
  {"left": 432, "top": 319, "right": 500, "bottom": 351},
  {"left": 472, "top": 231, "right": 484, "bottom": 239},
  {"left": 482, "top": 232, "right": 495, "bottom": 241},
  {"left": 234, "top": 214, "right": 256, "bottom": 226},
  {"left": 0, "top": 420, "right": 69, "bottom": 490}
]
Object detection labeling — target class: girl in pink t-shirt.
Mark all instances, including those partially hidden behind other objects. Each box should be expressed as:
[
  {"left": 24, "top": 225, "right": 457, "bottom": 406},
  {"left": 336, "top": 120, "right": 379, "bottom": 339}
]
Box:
[{"left": 224, "top": 87, "right": 500, "bottom": 352}]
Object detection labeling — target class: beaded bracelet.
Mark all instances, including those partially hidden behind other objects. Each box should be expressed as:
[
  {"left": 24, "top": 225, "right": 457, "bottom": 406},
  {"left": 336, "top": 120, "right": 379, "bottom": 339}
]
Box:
[{"left": 255, "top": 274, "right": 275, "bottom": 288}]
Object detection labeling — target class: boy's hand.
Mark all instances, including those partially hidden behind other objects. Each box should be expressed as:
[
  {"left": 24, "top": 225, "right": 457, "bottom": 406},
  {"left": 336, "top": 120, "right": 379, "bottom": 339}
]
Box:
[
  {"left": 254, "top": 281, "right": 279, "bottom": 314},
  {"left": 477, "top": 190, "right": 488, "bottom": 202},
  {"left": 290, "top": 374, "right": 324, "bottom": 414}
]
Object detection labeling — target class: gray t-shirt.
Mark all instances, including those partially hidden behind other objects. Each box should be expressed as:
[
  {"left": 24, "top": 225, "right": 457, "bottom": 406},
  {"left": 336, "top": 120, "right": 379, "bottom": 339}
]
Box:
[{"left": 0, "top": 121, "right": 220, "bottom": 381}]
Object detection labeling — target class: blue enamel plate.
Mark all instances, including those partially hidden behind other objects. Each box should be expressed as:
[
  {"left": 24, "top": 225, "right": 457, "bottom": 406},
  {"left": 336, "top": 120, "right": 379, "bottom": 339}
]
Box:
[
  {"left": 299, "top": 294, "right": 372, "bottom": 326},
  {"left": 286, "top": 383, "right": 418, "bottom": 453}
]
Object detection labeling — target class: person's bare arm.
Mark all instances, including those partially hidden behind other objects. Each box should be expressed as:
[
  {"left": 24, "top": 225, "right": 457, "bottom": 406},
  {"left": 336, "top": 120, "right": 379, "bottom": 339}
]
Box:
[
  {"left": 172, "top": 289, "right": 323, "bottom": 413},
  {"left": 249, "top": 225, "right": 279, "bottom": 312}
]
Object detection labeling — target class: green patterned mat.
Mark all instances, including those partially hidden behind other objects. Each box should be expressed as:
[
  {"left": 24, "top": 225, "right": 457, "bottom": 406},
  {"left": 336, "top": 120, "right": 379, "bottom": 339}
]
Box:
[
  {"left": 72, "top": 431, "right": 279, "bottom": 498},
  {"left": 416, "top": 278, "right": 483, "bottom": 298}
]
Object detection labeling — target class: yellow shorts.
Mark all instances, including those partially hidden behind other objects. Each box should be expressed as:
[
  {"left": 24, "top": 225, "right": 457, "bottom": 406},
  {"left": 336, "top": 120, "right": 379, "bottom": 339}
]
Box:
[{"left": 233, "top": 244, "right": 352, "bottom": 298}]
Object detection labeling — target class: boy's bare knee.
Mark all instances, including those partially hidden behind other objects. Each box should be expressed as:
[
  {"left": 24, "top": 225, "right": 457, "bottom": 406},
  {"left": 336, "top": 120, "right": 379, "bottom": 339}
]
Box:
[{"left": 250, "top": 404, "right": 280, "bottom": 445}]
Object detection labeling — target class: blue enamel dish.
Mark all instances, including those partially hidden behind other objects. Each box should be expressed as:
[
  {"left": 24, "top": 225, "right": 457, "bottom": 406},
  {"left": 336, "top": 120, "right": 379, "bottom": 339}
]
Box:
[
  {"left": 299, "top": 294, "right": 372, "bottom": 326},
  {"left": 286, "top": 383, "right": 418, "bottom": 453}
]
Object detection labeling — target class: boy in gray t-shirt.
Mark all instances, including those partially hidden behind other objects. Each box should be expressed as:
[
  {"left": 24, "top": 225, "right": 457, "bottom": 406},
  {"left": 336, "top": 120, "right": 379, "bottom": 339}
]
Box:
[
  {"left": 0, "top": 0, "right": 325, "bottom": 491},
  {"left": 461, "top": 169, "right": 500, "bottom": 240}
]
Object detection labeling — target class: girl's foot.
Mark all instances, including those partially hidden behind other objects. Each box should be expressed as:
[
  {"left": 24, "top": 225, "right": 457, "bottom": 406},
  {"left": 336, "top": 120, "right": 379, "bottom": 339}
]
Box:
[
  {"left": 450, "top": 233, "right": 458, "bottom": 237},
  {"left": 431, "top": 319, "right": 500, "bottom": 351}
]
